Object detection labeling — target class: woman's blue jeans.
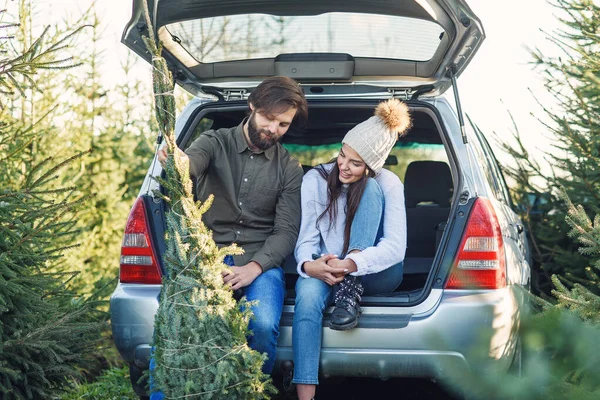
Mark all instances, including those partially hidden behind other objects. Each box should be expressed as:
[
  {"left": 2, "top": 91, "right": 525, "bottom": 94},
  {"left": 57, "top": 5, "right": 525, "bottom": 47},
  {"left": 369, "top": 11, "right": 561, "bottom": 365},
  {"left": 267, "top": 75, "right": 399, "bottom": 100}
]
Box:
[{"left": 292, "top": 178, "right": 404, "bottom": 385}]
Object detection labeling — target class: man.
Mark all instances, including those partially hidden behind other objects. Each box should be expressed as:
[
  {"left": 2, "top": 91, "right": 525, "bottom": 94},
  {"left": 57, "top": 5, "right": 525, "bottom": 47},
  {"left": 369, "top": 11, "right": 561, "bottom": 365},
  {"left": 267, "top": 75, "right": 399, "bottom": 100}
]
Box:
[{"left": 158, "top": 76, "right": 307, "bottom": 374}]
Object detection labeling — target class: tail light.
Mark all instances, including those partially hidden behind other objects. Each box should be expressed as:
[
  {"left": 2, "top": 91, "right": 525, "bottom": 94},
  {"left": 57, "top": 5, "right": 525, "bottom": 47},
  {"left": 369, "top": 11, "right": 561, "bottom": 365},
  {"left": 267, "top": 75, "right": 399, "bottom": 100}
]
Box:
[
  {"left": 445, "top": 197, "right": 506, "bottom": 289},
  {"left": 119, "top": 197, "right": 162, "bottom": 284}
]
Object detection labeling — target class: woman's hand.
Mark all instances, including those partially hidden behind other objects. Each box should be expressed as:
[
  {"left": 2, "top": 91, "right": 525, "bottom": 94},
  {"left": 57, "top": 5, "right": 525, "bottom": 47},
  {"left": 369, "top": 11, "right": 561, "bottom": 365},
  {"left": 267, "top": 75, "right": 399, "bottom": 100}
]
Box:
[
  {"left": 327, "top": 258, "right": 358, "bottom": 277},
  {"left": 303, "top": 254, "right": 348, "bottom": 286}
]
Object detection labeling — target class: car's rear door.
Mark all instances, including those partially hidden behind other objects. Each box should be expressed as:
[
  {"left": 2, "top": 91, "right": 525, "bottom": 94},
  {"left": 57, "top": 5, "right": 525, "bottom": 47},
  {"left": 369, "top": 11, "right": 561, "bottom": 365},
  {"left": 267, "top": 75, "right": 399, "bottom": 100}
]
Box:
[{"left": 122, "top": 0, "right": 484, "bottom": 97}]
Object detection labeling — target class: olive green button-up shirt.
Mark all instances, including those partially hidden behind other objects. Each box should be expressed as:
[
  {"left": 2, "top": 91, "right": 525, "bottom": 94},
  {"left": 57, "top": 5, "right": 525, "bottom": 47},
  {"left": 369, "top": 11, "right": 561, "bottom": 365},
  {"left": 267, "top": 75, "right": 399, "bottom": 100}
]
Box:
[{"left": 184, "top": 121, "right": 303, "bottom": 272}]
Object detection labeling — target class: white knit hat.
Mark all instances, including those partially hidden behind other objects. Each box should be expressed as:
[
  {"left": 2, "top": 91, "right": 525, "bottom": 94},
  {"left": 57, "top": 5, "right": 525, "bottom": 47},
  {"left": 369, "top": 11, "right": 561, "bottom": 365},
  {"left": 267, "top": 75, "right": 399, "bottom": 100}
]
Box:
[{"left": 342, "top": 99, "right": 412, "bottom": 174}]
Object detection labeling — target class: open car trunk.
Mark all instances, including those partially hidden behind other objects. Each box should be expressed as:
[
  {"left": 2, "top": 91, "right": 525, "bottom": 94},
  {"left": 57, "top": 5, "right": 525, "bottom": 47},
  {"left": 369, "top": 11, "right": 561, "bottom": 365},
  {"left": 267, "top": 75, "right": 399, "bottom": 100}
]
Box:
[
  {"left": 124, "top": 0, "right": 484, "bottom": 98},
  {"left": 174, "top": 99, "right": 459, "bottom": 307}
]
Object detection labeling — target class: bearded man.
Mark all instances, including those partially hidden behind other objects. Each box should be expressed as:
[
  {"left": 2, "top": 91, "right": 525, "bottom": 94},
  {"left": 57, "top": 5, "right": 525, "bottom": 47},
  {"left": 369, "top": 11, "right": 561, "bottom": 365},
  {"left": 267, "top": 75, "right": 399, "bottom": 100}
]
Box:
[{"left": 158, "top": 76, "right": 307, "bottom": 374}]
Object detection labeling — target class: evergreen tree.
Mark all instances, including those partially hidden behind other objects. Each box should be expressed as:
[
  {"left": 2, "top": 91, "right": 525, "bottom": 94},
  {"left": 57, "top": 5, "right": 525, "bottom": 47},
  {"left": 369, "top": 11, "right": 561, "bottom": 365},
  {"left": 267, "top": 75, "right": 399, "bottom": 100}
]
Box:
[
  {"left": 498, "top": 0, "right": 600, "bottom": 296},
  {"left": 0, "top": 10, "right": 104, "bottom": 399},
  {"left": 139, "top": 1, "right": 275, "bottom": 397},
  {"left": 6, "top": 0, "right": 157, "bottom": 300},
  {"left": 56, "top": 9, "right": 156, "bottom": 298},
  {"left": 551, "top": 189, "right": 600, "bottom": 320}
]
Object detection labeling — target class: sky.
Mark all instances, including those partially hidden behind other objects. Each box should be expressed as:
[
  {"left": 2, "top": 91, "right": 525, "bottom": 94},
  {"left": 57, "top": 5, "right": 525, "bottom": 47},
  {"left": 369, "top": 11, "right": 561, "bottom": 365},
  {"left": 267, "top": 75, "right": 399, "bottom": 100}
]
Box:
[
  {"left": 460, "top": 0, "right": 562, "bottom": 158},
  {"left": 20, "top": 0, "right": 564, "bottom": 164}
]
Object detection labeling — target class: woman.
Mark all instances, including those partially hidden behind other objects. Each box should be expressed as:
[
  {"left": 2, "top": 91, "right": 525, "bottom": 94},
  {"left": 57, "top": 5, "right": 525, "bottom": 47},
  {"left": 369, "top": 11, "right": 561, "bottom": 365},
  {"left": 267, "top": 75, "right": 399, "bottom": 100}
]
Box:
[{"left": 292, "top": 98, "right": 411, "bottom": 400}]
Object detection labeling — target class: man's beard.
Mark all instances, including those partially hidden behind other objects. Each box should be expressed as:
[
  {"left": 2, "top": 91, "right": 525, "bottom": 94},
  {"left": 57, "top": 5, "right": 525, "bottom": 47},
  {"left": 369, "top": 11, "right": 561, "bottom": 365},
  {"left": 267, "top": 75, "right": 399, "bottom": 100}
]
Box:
[{"left": 247, "top": 112, "right": 280, "bottom": 150}]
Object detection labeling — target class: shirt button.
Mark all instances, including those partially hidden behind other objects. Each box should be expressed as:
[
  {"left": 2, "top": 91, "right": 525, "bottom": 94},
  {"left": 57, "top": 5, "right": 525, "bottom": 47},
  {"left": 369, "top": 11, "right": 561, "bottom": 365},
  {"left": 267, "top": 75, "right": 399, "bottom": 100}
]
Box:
[
  {"left": 244, "top": 178, "right": 248, "bottom": 182},
  {"left": 236, "top": 231, "right": 241, "bottom": 235},
  {"left": 250, "top": 155, "right": 254, "bottom": 159},
  {"left": 239, "top": 220, "right": 243, "bottom": 224},
  {"left": 239, "top": 202, "right": 242, "bottom": 206}
]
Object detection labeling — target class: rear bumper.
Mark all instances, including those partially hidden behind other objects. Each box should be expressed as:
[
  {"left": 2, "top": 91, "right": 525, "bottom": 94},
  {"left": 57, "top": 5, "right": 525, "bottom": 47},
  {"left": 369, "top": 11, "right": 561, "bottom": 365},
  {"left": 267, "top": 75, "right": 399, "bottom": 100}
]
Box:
[
  {"left": 110, "top": 283, "right": 160, "bottom": 365},
  {"left": 275, "top": 347, "right": 469, "bottom": 380},
  {"left": 110, "top": 285, "right": 524, "bottom": 379},
  {"left": 273, "top": 287, "right": 523, "bottom": 379}
]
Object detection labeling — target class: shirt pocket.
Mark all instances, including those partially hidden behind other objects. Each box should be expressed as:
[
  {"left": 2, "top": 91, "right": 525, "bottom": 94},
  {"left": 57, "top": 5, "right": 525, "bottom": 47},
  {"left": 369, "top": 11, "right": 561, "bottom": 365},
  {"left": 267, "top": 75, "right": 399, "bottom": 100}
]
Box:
[{"left": 249, "top": 183, "right": 280, "bottom": 216}]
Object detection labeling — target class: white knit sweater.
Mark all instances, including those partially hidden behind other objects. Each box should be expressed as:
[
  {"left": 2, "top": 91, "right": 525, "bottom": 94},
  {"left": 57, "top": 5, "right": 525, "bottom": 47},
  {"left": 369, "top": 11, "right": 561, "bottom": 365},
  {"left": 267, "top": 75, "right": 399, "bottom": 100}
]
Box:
[{"left": 295, "top": 164, "right": 407, "bottom": 278}]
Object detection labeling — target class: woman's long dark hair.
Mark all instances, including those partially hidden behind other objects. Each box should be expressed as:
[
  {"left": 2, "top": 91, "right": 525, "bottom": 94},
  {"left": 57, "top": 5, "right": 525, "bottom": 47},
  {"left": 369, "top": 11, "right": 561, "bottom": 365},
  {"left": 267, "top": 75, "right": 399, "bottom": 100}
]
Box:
[{"left": 315, "top": 160, "right": 373, "bottom": 256}]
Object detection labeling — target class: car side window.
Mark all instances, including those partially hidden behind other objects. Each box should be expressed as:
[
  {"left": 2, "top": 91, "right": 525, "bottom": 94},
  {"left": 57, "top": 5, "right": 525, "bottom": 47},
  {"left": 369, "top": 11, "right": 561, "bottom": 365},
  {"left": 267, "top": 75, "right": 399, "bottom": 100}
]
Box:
[
  {"left": 470, "top": 125, "right": 511, "bottom": 205},
  {"left": 183, "top": 117, "right": 214, "bottom": 151},
  {"left": 476, "top": 132, "right": 514, "bottom": 208},
  {"left": 464, "top": 121, "right": 506, "bottom": 203}
]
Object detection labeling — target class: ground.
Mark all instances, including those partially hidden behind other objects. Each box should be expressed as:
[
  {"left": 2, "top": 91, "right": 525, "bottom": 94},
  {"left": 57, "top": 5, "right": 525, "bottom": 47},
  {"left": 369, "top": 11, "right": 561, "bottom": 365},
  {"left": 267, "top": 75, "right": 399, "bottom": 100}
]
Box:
[{"left": 272, "top": 377, "right": 461, "bottom": 399}]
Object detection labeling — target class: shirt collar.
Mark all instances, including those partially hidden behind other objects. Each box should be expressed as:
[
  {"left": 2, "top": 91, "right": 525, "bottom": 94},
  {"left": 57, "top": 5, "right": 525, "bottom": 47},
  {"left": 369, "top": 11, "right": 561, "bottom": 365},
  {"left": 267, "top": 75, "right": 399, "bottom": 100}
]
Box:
[{"left": 234, "top": 119, "right": 275, "bottom": 160}]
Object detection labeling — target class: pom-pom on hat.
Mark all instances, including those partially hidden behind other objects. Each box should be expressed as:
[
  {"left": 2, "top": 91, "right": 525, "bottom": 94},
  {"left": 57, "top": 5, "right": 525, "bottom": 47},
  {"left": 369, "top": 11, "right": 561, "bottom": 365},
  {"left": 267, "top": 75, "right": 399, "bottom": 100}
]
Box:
[{"left": 342, "top": 98, "right": 412, "bottom": 174}]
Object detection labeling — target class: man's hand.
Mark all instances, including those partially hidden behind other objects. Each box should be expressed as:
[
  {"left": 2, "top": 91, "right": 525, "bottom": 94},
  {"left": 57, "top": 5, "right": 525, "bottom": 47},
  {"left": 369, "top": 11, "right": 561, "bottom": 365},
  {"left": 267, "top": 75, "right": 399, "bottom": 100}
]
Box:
[
  {"left": 303, "top": 254, "right": 348, "bottom": 286},
  {"left": 222, "top": 261, "right": 263, "bottom": 290},
  {"left": 157, "top": 144, "right": 188, "bottom": 167}
]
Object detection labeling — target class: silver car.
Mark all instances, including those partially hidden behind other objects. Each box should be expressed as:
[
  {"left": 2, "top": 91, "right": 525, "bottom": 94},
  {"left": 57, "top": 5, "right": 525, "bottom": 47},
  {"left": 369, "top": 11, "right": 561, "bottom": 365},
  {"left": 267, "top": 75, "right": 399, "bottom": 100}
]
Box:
[{"left": 111, "top": 0, "right": 531, "bottom": 397}]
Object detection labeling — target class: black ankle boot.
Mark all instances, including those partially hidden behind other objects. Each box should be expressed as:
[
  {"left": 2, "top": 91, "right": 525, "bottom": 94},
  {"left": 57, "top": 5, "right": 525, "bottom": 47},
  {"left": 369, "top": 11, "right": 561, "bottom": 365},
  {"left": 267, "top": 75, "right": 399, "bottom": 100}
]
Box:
[
  {"left": 280, "top": 360, "right": 297, "bottom": 399},
  {"left": 330, "top": 275, "right": 363, "bottom": 331}
]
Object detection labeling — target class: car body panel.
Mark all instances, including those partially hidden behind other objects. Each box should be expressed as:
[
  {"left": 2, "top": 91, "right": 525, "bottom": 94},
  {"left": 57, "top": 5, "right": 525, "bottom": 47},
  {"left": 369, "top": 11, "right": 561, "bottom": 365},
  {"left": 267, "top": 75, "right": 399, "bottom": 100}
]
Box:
[{"left": 110, "top": 283, "right": 160, "bottom": 364}]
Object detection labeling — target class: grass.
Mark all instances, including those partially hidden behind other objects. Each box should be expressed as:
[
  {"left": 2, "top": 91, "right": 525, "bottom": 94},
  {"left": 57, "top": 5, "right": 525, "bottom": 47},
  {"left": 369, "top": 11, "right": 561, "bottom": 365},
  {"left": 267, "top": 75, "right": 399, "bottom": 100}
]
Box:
[{"left": 60, "top": 365, "right": 137, "bottom": 400}]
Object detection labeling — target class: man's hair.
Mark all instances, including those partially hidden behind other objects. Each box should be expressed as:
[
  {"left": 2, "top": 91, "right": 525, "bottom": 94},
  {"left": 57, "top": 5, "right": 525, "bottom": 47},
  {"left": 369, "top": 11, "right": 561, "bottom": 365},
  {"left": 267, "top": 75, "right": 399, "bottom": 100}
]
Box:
[{"left": 248, "top": 76, "right": 308, "bottom": 123}]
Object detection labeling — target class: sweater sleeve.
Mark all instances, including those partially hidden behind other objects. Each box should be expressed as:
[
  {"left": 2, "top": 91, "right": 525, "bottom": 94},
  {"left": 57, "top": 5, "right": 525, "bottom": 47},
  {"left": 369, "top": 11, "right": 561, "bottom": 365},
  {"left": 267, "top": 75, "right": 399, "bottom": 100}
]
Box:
[
  {"left": 346, "top": 176, "right": 407, "bottom": 276},
  {"left": 294, "top": 171, "right": 322, "bottom": 279}
]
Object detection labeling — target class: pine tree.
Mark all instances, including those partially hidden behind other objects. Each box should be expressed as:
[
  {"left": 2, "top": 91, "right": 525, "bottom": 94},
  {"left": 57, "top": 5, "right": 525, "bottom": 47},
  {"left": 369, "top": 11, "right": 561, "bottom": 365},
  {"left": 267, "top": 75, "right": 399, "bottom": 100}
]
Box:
[
  {"left": 0, "top": 10, "right": 104, "bottom": 399},
  {"left": 7, "top": 1, "right": 159, "bottom": 301},
  {"left": 139, "top": 1, "right": 275, "bottom": 397},
  {"left": 551, "top": 189, "right": 600, "bottom": 320},
  {"left": 3, "top": 1, "right": 161, "bottom": 302},
  {"left": 498, "top": 0, "right": 600, "bottom": 296},
  {"left": 54, "top": 8, "right": 156, "bottom": 298}
]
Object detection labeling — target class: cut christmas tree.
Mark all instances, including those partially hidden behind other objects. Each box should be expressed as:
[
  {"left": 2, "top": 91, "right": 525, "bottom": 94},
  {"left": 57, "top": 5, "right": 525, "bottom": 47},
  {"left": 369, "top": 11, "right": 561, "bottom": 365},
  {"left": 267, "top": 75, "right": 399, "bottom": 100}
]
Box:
[{"left": 139, "top": 0, "right": 276, "bottom": 398}]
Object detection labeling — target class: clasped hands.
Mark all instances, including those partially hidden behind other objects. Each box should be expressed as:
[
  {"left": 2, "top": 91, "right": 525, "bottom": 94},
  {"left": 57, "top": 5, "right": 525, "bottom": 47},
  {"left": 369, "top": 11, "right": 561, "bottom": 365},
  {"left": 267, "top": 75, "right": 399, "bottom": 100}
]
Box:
[{"left": 303, "top": 254, "right": 358, "bottom": 286}]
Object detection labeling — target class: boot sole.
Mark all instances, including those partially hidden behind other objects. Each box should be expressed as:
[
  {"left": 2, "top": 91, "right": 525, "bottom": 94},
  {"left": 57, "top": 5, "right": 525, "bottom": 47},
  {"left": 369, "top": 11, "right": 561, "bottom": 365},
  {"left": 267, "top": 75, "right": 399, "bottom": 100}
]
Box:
[
  {"left": 329, "top": 310, "right": 362, "bottom": 331},
  {"left": 329, "top": 318, "right": 358, "bottom": 331}
]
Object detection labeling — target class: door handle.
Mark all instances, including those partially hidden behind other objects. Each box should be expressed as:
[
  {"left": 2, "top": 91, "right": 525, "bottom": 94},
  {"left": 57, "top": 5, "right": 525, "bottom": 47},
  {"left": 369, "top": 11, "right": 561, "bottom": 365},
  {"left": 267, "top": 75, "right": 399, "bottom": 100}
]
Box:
[{"left": 515, "top": 224, "right": 524, "bottom": 234}]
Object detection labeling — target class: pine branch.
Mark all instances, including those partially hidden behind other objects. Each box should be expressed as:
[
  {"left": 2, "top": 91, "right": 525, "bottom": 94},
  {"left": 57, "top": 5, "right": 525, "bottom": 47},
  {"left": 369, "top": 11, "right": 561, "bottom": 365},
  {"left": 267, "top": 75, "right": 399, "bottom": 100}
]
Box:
[{"left": 29, "top": 149, "right": 91, "bottom": 188}]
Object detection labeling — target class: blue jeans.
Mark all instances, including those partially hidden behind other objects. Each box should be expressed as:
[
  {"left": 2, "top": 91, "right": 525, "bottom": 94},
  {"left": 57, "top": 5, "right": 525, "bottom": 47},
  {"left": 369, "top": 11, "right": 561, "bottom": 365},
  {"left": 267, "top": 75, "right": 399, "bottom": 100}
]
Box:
[
  {"left": 150, "top": 261, "right": 285, "bottom": 399},
  {"left": 244, "top": 265, "right": 286, "bottom": 374},
  {"left": 222, "top": 256, "right": 285, "bottom": 374},
  {"left": 292, "top": 178, "right": 404, "bottom": 384}
]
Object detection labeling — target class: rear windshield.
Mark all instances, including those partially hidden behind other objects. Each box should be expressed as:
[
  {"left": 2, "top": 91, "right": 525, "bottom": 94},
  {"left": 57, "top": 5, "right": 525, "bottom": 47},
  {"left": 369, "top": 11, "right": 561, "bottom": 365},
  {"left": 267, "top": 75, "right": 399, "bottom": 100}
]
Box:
[
  {"left": 284, "top": 142, "right": 449, "bottom": 183},
  {"left": 165, "top": 12, "right": 445, "bottom": 64}
]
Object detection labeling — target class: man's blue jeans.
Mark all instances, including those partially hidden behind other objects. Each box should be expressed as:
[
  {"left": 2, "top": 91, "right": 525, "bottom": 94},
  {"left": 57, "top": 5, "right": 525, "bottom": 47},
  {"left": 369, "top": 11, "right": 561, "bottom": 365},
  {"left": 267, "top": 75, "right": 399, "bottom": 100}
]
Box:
[
  {"left": 292, "top": 178, "right": 404, "bottom": 385},
  {"left": 221, "top": 256, "right": 285, "bottom": 374},
  {"left": 150, "top": 261, "right": 285, "bottom": 399},
  {"left": 243, "top": 264, "right": 286, "bottom": 374}
]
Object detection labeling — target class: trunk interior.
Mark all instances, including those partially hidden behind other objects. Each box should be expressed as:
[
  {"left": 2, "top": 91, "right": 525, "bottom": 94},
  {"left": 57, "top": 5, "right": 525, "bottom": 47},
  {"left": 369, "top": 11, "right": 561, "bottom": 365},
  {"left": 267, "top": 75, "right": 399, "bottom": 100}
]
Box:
[{"left": 177, "top": 99, "right": 456, "bottom": 306}]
